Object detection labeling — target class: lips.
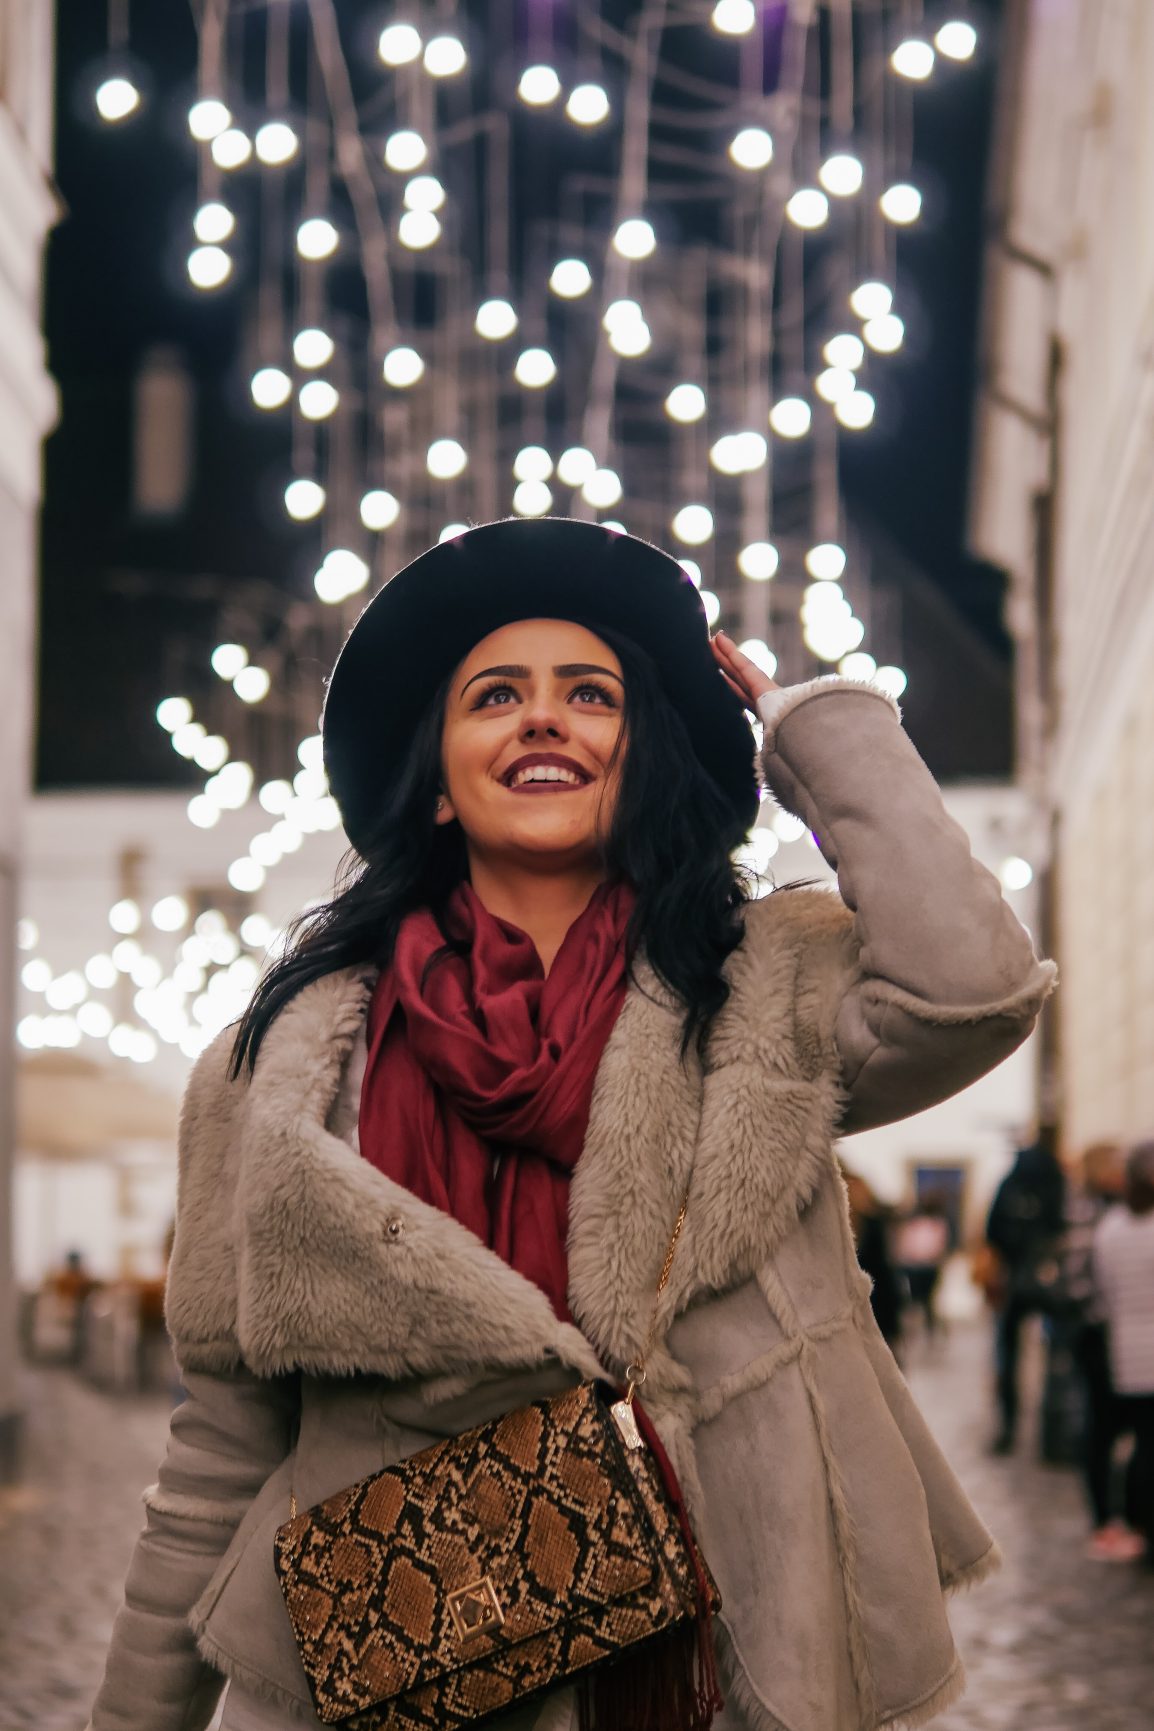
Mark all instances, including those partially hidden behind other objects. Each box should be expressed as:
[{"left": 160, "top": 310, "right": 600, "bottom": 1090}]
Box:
[{"left": 500, "top": 752, "right": 593, "bottom": 791}]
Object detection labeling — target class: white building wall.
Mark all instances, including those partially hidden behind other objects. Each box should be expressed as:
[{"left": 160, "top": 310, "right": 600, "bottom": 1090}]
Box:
[
  {"left": 971, "top": 0, "right": 1154, "bottom": 1152},
  {"left": 0, "top": 0, "right": 57, "bottom": 1478}
]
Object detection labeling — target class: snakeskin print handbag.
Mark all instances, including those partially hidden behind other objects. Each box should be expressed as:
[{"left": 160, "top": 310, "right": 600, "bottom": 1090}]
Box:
[{"left": 272, "top": 1190, "right": 722, "bottom": 1731}]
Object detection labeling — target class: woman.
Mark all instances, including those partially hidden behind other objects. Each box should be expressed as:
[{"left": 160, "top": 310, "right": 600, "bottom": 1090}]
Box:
[{"left": 89, "top": 518, "right": 1056, "bottom": 1731}]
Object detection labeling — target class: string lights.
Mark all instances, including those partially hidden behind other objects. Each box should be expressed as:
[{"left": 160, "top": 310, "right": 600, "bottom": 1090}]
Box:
[{"left": 50, "top": 0, "right": 985, "bottom": 1066}]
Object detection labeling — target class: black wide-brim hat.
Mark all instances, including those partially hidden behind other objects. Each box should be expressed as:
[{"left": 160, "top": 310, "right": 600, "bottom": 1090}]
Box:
[{"left": 321, "top": 517, "right": 758, "bottom": 855}]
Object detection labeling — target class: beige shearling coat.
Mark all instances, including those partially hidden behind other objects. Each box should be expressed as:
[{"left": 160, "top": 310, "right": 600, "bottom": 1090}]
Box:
[{"left": 90, "top": 679, "right": 1057, "bottom": 1731}]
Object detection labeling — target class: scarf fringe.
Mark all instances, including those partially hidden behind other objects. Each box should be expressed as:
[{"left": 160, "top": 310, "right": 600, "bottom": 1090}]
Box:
[{"left": 577, "top": 1395, "right": 724, "bottom": 1731}]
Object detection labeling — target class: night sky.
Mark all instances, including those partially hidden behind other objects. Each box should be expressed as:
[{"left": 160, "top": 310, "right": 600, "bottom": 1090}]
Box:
[{"left": 38, "top": 0, "right": 1007, "bottom": 793}]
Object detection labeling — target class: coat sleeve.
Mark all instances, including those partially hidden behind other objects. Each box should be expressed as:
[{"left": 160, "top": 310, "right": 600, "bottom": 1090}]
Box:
[
  {"left": 757, "top": 678, "right": 1058, "bottom": 1135},
  {"left": 89, "top": 1365, "right": 298, "bottom": 1731}
]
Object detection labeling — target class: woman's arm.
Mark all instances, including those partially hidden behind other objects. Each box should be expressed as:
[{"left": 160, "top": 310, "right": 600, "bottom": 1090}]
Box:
[
  {"left": 753, "top": 674, "right": 1056, "bottom": 1133},
  {"left": 89, "top": 1365, "right": 297, "bottom": 1731}
]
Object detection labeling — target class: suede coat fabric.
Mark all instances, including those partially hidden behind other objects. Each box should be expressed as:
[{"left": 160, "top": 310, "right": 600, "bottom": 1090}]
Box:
[{"left": 90, "top": 679, "right": 1057, "bottom": 1731}]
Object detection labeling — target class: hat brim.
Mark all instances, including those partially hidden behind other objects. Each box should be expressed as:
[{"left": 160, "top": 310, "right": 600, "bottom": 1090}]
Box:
[{"left": 321, "top": 517, "right": 758, "bottom": 854}]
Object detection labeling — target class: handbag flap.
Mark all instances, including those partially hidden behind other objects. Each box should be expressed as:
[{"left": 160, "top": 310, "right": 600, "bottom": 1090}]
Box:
[{"left": 273, "top": 1382, "right": 683, "bottom": 1723}]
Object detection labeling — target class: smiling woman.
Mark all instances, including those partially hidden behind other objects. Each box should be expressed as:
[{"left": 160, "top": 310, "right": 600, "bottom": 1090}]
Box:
[{"left": 88, "top": 518, "right": 1055, "bottom": 1731}]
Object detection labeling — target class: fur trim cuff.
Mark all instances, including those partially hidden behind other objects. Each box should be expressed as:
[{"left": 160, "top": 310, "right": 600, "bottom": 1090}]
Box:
[{"left": 757, "top": 677, "right": 902, "bottom": 755}]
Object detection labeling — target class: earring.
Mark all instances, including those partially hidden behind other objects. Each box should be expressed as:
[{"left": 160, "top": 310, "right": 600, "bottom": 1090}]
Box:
[{"left": 436, "top": 796, "right": 445, "bottom": 812}]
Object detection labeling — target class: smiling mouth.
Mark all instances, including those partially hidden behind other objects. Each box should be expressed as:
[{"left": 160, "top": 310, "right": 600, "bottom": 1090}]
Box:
[{"left": 502, "top": 767, "right": 593, "bottom": 792}]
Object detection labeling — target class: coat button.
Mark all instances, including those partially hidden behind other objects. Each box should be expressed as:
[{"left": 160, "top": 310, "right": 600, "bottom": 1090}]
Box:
[{"left": 384, "top": 1217, "right": 405, "bottom": 1241}]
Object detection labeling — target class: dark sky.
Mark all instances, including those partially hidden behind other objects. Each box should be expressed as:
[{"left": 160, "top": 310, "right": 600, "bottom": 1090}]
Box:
[{"left": 38, "top": 0, "right": 1006, "bottom": 791}]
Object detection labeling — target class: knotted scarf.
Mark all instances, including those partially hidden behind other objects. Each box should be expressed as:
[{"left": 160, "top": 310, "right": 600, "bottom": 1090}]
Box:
[{"left": 358, "top": 878, "right": 635, "bottom": 1319}]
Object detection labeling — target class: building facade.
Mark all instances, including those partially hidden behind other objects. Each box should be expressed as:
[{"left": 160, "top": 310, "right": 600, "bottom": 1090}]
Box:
[
  {"left": 971, "top": 0, "right": 1154, "bottom": 1155},
  {"left": 0, "top": 0, "right": 58, "bottom": 1477}
]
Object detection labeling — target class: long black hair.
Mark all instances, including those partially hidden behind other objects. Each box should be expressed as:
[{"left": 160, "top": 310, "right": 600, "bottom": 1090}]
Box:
[{"left": 228, "top": 622, "right": 760, "bottom": 1080}]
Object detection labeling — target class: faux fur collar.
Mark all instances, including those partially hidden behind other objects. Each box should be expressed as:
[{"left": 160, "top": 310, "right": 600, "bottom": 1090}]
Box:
[{"left": 166, "top": 888, "right": 856, "bottom": 1381}]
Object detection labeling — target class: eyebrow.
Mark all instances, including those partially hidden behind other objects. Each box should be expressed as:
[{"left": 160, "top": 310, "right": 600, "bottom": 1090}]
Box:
[{"left": 459, "top": 662, "right": 625, "bottom": 696}]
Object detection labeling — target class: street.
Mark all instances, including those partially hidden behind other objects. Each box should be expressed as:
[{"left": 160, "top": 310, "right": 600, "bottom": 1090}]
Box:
[{"left": 0, "top": 1323, "right": 1150, "bottom": 1730}]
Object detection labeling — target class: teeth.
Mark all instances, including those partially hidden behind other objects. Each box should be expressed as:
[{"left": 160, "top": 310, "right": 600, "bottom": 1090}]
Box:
[{"left": 510, "top": 765, "right": 585, "bottom": 787}]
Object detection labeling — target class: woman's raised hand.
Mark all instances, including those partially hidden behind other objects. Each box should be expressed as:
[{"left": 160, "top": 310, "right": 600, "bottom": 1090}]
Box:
[{"left": 710, "top": 630, "right": 780, "bottom": 715}]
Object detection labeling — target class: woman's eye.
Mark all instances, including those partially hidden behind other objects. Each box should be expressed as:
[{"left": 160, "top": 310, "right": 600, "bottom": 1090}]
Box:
[
  {"left": 572, "top": 683, "right": 616, "bottom": 705},
  {"left": 475, "top": 683, "right": 516, "bottom": 707}
]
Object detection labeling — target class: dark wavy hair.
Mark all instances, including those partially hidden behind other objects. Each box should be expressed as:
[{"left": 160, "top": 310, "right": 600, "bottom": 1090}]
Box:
[{"left": 228, "top": 622, "right": 762, "bottom": 1080}]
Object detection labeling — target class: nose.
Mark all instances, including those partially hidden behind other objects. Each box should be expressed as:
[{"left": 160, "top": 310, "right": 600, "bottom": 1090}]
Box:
[{"left": 518, "top": 685, "right": 568, "bottom": 741}]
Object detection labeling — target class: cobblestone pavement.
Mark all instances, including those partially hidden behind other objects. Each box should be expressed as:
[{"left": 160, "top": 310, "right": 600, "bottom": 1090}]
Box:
[{"left": 1, "top": 1324, "right": 1151, "bottom": 1731}]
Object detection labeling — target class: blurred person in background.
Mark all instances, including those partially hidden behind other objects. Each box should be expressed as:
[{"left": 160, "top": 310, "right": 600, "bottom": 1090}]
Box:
[
  {"left": 985, "top": 1137, "right": 1067, "bottom": 1454},
  {"left": 895, "top": 1194, "right": 951, "bottom": 1343},
  {"left": 47, "top": 1247, "right": 99, "bottom": 1365},
  {"left": 1060, "top": 1142, "right": 1141, "bottom": 1560},
  {"left": 840, "top": 1162, "right": 905, "bottom": 1353},
  {"left": 1093, "top": 1139, "right": 1154, "bottom": 1564}
]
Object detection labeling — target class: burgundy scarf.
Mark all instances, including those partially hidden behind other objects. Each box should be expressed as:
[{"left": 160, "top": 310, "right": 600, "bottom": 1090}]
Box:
[{"left": 358, "top": 878, "right": 635, "bottom": 1319}]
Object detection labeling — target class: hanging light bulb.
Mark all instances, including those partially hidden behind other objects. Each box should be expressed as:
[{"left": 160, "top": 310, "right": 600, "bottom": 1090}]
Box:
[
  {"left": 384, "top": 129, "right": 428, "bottom": 171},
  {"left": 474, "top": 298, "right": 518, "bottom": 340},
  {"left": 298, "top": 379, "right": 339, "bottom": 419},
  {"left": 379, "top": 22, "right": 423, "bottom": 65},
  {"left": 816, "top": 366, "right": 857, "bottom": 404},
  {"left": 665, "top": 383, "right": 706, "bottom": 423},
  {"left": 824, "top": 333, "right": 866, "bottom": 370},
  {"left": 672, "top": 505, "right": 714, "bottom": 546},
  {"left": 285, "top": 478, "right": 326, "bottom": 520},
  {"left": 519, "top": 65, "right": 562, "bottom": 105},
  {"left": 211, "top": 643, "right": 248, "bottom": 680},
  {"left": 729, "top": 128, "right": 774, "bottom": 170},
  {"left": 738, "top": 543, "right": 779, "bottom": 581},
  {"left": 404, "top": 174, "right": 445, "bottom": 212},
  {"left": 513, "top": 479, "right": 553, "bottom": 516},
  {"left": 769, "top": 397, "right": 812, "bottom": 438},
  {"left": 188, "top": 97, "right": 231, "bottom": 140},
  {"left": 786, "top": 189, "right": 829, "bottom": 230},
  {"left": 608, "top": 320, "right": 651, "bottom": 357},
  {"left": 805, "top": 543, "right": 847, "bottom": 581},
  {"left": 296, "top": 217, "right": 338, "bottom": 259},
  {"left": 398, "top": 210, "right": 441, "bottom": 248},
  {"left": 293, "top": 328, "right": 334, "bottom": 368},
  {"left": 891, "top": 39, "right": 935, "bottom": 80},
  {"left": 819, "top": 153, "right": 864, "bottom": 197},
  {"left": 835, "top": 390, "right": 876, "bottom": 431},
  {"left": 439, "top": 523, "right": 469, "bottom": 541},
  {"left": 361, "top": 490, "right": 401, "bottom": 530},
  {"left": 514, "top": 347, "right": 557, "bottom": 388},
  {"left": 95, "top": 76, "right": 142, "bottom": 122},
  {"left": 711, "top": 0, "right": 755, "bottom": 35},
  {"left": 936, "top": 20, "right": 978, "bottom": 61},
  {"left": 550, "top": 258, "right": 592, "bottom": 298},
  {"left": 880, "top": 183, "right": 922, "bottom": 225},
  {"left": 613, "top": 218, "right": 656, "bottom": 260},
  {"left": 864, "top": 313, "right": 905, "bottom": 353},
  {"left": 850, "top": 280, "right": 893, "bottom": 320},
  {"left": 582, "top": 468, "right": 623, "bottom": 508},
  {"left": 566, "top": 84, "right": 610, "bottom": 126},
  {"left": 187, "top": 246, "right": 232, "bottom": 289},
  {"left": 424, "top": 36, "right": 467, "bottom": 76},
  {"left": 427, "top": 438, "right": 468, "bottom": 478},
  {"left": 234, "top": 666, "right": 272, "bottom": 703},
  {"left": 255, "top": 120, "right": 299, "bottom": 164},
  {"left": 156, "top": 697, "right": 192, "bottom": 731},
  {"left": 211, "top": 128, "right": 253, "bottom": 170},
  {"left": 513, "top": 446, "right": 553, "bottom": 482},
  {"left": 557, "top": 447, "right": 597, "bottom": 487},
  {"left": 193, "top": 201, "right": 234, "bottom": 244},
  {"left": 382, "top": 345, "right": 425, "bottom": 386}
]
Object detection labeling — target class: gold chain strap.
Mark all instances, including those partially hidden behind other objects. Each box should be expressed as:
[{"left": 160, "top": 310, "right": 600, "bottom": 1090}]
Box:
[{"left": 621, "top": 1183, "right": 691, "bottom": 1407}]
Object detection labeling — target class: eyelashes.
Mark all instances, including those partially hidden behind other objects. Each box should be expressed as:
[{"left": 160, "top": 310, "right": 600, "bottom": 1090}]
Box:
[{"left": 470, "top": 679, "right": 619, "bottom": 710}]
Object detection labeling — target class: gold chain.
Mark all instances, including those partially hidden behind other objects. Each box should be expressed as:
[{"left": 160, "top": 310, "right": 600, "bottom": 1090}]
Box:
[{"left": 623, "top": 1183, "right": 691, "bottom": 1405}]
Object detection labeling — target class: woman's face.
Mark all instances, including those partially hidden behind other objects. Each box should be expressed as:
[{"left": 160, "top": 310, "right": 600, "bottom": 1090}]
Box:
[{"left": 437, "top": 617, "right": 626, "bottom": 870}]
